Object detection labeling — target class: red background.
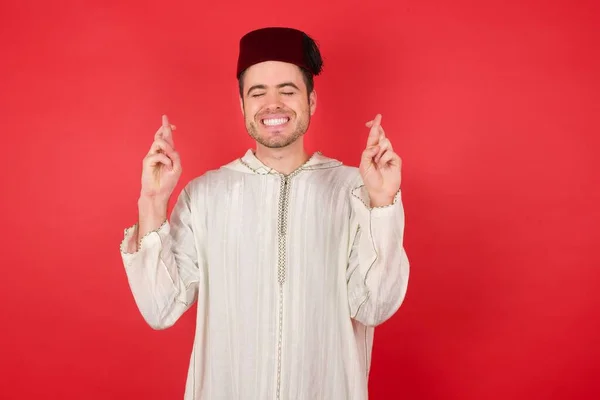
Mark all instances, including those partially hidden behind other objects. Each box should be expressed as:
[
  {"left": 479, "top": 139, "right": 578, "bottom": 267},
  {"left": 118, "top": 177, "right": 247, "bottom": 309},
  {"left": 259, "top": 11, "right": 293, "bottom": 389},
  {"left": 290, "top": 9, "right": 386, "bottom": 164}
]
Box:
[{"left": 1, "top": 0, "right": 599, "bottom": 399}]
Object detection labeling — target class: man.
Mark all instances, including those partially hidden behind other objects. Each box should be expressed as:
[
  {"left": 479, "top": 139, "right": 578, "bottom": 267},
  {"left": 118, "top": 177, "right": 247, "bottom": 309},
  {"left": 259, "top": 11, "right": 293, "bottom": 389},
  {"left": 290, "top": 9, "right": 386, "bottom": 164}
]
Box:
[{"left": 120, "top": 26, "right": 409, "bottom": 400}]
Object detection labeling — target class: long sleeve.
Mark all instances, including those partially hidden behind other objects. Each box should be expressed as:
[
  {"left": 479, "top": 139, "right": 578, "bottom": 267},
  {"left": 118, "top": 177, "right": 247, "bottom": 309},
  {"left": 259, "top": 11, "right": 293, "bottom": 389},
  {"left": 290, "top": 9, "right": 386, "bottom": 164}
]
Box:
[
  {"left": 119, "top": 185, "right": 204, "bottom": 330},
  {"left": 346, "top": 184, "right": 410, "bottom": 327}
]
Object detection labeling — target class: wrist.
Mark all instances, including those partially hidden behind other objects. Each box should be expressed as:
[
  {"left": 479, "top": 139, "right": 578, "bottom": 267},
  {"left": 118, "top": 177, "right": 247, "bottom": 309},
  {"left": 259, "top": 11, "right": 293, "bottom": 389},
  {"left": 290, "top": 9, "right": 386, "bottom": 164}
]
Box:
[
  {"left": 138, "top": 195, "right": 167, "bottom": 212},
  {"left": 137, "top": 196, "right": 168, "bottom": 229}
]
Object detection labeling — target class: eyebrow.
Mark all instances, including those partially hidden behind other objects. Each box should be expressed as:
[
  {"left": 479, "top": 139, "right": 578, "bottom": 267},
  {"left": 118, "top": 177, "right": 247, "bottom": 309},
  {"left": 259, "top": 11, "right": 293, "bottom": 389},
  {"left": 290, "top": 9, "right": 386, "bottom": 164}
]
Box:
[{"left": 246, "top": 82, "right": 300, "bottom": 96}]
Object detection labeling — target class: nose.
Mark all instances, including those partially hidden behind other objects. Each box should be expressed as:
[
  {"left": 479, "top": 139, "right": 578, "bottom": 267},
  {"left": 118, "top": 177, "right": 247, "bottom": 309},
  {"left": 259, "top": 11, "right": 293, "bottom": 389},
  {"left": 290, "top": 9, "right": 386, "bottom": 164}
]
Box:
[{"left": 263, "top": 91, "right": 284, "bottom": 109}]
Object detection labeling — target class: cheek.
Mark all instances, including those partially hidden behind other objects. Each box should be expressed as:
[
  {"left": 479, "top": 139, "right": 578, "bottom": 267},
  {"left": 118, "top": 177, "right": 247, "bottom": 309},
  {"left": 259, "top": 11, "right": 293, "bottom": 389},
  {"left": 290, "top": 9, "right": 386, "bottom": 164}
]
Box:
[
  {"left": 285, "top": 99, "right": 308, "bottom": 114},
  {"left": 243, "top": 102, "right": 260, "bottom": 118}
]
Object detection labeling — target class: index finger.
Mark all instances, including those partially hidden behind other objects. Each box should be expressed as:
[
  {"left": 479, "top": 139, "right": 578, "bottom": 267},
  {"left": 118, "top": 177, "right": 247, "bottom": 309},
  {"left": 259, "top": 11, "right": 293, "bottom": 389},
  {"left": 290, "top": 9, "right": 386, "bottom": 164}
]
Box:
[
  {"left": 366, "top": 121, "right": 386, "bottom": 139},
  {"left": 366, "top": 114, "right": 382, "bottom": 146},
  {"left": 161, "top": 114, "right": 175, "bottom": 146}
]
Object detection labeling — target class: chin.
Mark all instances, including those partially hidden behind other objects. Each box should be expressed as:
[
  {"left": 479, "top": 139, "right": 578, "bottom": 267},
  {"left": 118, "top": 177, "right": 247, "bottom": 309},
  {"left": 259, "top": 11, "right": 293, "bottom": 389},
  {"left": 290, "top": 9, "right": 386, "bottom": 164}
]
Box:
[
  {"left": 258, "top": 134, "right": 296, "bottom": 149},
  {"left": 246, "top": 119, "right": 307, "bottom": 149}
]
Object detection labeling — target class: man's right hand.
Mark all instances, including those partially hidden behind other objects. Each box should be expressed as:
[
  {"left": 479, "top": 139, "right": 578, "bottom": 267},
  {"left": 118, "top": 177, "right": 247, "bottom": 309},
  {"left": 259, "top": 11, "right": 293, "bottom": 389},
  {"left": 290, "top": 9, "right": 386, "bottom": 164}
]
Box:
[
  {"left": 136, "top": 115, "right": 182, "bottom": 246},
  {"left": 140, "top": 115, "right": 182, "bottom": 204}
]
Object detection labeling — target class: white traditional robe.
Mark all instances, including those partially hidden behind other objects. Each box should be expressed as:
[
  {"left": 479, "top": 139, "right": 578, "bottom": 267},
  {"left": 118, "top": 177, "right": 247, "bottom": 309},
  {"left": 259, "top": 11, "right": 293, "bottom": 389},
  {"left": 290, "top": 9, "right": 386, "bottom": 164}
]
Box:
[{"left": 120, "top": 149, "right": 410, "bottom": 400}]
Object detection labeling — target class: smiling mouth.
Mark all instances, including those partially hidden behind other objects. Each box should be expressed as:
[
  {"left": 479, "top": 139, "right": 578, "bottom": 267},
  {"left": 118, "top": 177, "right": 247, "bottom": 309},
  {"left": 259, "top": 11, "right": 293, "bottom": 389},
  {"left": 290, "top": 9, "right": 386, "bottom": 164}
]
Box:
[{"left": 261, "top": 117, "right": 290, "bottom": 127}]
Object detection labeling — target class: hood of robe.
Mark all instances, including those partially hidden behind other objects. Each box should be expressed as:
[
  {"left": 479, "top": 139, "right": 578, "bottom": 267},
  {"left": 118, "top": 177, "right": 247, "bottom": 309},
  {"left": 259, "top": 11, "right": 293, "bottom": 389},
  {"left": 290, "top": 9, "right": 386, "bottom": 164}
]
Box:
[{"left": 221, "top": 149, "right": 343, "bottom": 175}]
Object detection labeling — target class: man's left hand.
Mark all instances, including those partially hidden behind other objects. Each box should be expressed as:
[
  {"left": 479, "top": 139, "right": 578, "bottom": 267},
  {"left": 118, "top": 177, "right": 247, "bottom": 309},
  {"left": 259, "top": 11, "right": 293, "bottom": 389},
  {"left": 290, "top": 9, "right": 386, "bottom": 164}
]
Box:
[{"left": 359, "top": 114, "right": 402, "bottom": 207}]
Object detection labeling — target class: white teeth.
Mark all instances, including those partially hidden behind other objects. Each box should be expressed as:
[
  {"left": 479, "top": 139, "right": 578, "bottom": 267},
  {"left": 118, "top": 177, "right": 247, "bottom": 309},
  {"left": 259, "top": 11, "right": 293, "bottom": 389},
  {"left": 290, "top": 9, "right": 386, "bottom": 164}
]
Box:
[{"left": 263, "top": 118, "right": 288, "bottom": 126}]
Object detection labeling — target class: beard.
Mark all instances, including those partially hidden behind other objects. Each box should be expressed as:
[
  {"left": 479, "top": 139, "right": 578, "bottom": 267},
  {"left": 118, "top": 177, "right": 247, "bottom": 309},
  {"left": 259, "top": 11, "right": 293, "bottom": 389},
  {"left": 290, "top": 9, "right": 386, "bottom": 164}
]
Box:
[{"left": 245, "top": 108, "right": 310, "bottom": 149}]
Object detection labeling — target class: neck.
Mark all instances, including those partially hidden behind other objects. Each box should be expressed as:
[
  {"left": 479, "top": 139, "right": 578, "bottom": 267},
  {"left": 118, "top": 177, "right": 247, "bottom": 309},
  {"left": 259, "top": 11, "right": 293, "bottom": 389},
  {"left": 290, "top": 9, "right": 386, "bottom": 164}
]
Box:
[{"left": 254, "top": 138, "right": 310, "bottom": 175}]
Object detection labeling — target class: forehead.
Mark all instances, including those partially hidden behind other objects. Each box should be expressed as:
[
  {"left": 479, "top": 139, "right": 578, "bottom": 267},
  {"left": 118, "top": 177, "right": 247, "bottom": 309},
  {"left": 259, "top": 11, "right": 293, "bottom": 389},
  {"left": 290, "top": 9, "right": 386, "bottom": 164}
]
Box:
[{"left": 242, "top": 61, "right": 305, "bottom": 87}]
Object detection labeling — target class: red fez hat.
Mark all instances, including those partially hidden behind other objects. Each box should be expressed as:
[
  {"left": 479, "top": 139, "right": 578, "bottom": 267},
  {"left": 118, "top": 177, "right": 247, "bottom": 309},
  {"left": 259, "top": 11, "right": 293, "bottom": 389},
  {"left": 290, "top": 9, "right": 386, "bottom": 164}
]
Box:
[{"left": 236, "top": 27, "right": 323, "bottom": 78}]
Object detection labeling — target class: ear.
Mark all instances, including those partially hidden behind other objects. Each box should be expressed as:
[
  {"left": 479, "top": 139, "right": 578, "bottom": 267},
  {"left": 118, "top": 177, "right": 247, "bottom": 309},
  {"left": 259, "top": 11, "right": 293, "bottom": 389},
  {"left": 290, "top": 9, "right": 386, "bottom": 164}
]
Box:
[
  {"left": 309, "top": 90, "right": 317, "bottom": 116},
  {"left": 238, "top": 75, "right": 246, "bottom": 115}
]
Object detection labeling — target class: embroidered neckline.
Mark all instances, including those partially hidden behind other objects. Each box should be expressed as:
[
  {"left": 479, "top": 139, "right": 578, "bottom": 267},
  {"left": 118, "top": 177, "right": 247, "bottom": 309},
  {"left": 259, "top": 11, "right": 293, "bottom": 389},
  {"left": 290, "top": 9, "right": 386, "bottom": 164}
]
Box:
[{"left": 239, "top": 150, "right": 325, "bottom": 176}]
